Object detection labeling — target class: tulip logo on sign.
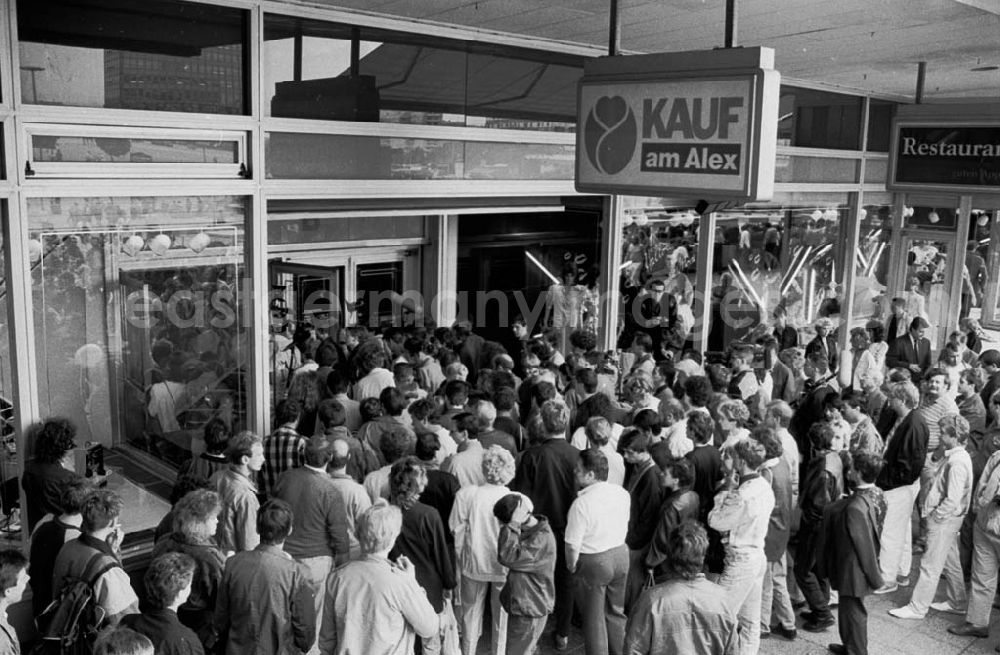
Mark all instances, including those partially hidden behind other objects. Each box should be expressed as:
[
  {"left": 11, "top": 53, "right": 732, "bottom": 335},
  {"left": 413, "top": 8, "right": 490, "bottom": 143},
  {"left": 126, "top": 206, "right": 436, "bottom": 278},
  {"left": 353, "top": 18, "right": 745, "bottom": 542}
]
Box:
[{"left": 584, "top": 96, "right": 637, "bottom": 175}]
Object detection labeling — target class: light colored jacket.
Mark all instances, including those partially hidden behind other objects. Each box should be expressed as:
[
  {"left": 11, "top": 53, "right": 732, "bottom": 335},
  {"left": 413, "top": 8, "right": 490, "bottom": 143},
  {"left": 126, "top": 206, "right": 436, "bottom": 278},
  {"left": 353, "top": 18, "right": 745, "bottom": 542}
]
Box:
[{"left": 211, "top": 467, "right": 260, "bottom": 554}]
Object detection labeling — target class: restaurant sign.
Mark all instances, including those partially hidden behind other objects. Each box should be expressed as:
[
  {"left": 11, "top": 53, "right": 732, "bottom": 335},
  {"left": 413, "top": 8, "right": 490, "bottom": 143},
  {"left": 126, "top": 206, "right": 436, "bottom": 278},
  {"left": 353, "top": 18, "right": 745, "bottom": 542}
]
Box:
[
  {"left": 888, "top": 110, "right": 1000, "bottom": 192},
  {"left": 576, "top": 47, "right": 780, "bottom": 202}
]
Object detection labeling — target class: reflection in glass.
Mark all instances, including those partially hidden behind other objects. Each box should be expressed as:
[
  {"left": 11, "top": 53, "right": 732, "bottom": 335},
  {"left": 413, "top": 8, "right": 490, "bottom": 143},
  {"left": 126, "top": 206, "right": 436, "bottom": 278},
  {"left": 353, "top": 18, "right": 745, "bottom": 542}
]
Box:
[
  {"left": 263, "top": 14, "right": 582, "bottom": 131},
  {"left": 901, "top": 235, "right": 951, "bottom": 346},
  {"left": 27, "top": 197, "right": 248, "bottom": 469},
  {"left": 17, "top": 0, "right": 246, "bottom": 114},
  {"left": 265, "top": 132, "right": 574, "bottom": 180},
  {"left": 32, "top": 135, "right": 240, "bottom": 164},
  {"left": 852, "top": 202, "right": 893, "bottom": 330},
  {"left": 0, "top": 209, "right": 13, "bottom": 452}
]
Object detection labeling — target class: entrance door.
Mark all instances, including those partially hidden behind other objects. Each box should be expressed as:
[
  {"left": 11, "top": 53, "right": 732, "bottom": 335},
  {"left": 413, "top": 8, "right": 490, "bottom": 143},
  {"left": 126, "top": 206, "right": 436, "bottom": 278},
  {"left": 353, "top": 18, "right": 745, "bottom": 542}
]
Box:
[
  {"left": 977, "top": 208, "right": 1000, "bottom": 329},
  {"left": 268, "top": 261, "right": 344, "bottom": 410},
  {"left": 895, "top": 232, "right": 956, "bottom": 349}
]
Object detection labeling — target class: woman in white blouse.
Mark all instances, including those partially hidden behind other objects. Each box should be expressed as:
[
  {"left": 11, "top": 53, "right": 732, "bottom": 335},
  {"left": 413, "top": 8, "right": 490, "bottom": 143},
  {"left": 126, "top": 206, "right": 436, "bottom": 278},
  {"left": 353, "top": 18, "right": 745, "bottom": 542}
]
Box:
[{"left": 839, "top": 327, "right": 879, "bottom": 392}]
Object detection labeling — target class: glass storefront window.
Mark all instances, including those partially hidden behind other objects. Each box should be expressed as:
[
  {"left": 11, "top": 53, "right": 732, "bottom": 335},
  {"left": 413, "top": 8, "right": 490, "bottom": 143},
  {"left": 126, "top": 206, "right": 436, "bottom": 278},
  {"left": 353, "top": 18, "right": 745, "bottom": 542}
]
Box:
[
  {"left": 263, "top": 14, "right": 582, "bottom": 131},
  {"left": 27, "top": 196, "right": 249, "bottom": 469},
  {"left": 708, "top": 197, "right": 849, "bottom": 351},
  {"left": 866, "top": 99, "right": 897, "bottom": 152},
  {"left": 777, "top": 86, "right": 863, "bottom": 150},
  {"left": 0, "top": 206, "right": 14, "bottom": 454},
  {"left": 268, "top": 215, "right": 425, "bottom": 246},
  {"left": 617, "top": 203, "right": 700, "bottom": 353},
  {"left": 17, "top": 0, "right": 247, "bottom": 114},
  {"left": 851, "top": 198, "right": 894, "bottom": 330}
]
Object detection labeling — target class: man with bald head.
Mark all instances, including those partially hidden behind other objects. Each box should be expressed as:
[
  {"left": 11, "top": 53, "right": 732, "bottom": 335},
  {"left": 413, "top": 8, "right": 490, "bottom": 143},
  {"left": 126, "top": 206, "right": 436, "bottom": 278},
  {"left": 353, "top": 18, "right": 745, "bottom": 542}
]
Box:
[{"left": 327, "top": 439, "right": 372, "bottom": 561}]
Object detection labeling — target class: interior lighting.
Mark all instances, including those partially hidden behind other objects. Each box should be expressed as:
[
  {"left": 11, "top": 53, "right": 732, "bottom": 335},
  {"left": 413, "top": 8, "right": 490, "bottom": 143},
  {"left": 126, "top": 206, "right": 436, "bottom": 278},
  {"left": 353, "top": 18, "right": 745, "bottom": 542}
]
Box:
[
  {"left": 525, "top": 251, "right": 560, "bottom": 285},
  {"left": 149, "top": 234, "right": 172, "bottom": 256},
  {"left": 122, "top": 234, "right": 144, "bottom": 257}
]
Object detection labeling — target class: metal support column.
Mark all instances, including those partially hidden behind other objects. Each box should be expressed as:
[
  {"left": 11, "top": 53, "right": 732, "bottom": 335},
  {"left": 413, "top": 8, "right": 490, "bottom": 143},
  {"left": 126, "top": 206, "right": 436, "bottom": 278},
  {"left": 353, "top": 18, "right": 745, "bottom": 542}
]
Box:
[{"left": 599, "top": 196, "right": 624, "bottom": 351}]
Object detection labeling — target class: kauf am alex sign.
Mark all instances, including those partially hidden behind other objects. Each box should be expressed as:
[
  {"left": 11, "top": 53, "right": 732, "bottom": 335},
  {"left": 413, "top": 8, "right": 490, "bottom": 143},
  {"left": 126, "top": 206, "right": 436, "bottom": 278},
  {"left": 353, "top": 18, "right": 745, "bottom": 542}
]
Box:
[{"left": 575, "top": 47, "right": 780, "bottom": 202}]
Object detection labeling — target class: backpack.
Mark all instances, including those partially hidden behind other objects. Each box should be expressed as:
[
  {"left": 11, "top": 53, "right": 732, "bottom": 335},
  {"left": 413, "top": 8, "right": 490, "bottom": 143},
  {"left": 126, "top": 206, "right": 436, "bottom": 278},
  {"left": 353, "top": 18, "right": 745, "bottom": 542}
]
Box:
[{"left": 32, "top": 551, "right": 120, "bottom": 655}]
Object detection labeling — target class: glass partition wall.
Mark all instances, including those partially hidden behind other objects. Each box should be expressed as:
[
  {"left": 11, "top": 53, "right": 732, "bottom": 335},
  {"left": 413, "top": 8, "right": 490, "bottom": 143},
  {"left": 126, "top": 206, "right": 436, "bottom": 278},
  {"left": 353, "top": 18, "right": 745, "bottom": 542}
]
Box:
[{"left": 27, "top": 196, "right": 250, "bottom": 467}]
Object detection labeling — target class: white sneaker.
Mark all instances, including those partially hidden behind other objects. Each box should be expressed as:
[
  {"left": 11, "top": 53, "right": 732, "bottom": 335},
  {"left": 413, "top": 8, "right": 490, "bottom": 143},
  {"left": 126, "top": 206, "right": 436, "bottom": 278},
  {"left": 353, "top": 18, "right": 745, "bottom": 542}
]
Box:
[
  {"left": 930, "top": 601, "right": 966, "bottom": 614},
  {"left": 874, "top": 582, "right": 899, "bottom": 595},
  {"left": 889, "top": 605, "right": 926, "bottom": 620}
]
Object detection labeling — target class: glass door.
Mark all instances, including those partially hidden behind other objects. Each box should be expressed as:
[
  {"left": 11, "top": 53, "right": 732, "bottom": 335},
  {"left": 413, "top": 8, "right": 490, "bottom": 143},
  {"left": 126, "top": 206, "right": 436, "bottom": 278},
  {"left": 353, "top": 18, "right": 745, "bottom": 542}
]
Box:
[
  {"left": 977, "top": 208, "right": 1000, "bottom": 329},
  {"left": 896, "top": 232, "right": 956, "bottom": 349}
]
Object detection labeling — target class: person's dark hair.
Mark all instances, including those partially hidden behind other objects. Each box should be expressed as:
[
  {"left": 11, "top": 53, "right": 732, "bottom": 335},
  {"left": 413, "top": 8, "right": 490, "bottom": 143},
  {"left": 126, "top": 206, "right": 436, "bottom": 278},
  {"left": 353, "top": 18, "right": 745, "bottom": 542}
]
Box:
[
  {"left": 684, "top": 376, "right": 712, "bottom": 408},
  {"left": 731, "top": 438, "right": 767, "bottom": 470},
  {"left": 925, "top": 367, "right": 949, "bottom": 384},
  {"left": 380, "top": 428, "right": 412, "bottom": 464},
  {"left": 666, "top": 520, "right": 709, "bottom": 580},
  {"left": 852, "top": 451, "right": 884, "bottom": 483},
  {"left": 315, "top": 344, "right": 339, "bottom": 368},
  {"left": 808, "top": 422, "right": 837, "bottom": 451},
  {"left": 379, "top": 387, "right": 407, "bottom": 416},
  {"left": 144, "top": 552, "right": 195, "bottom": 610},
  {"left": 303, "top": 435, "right": 333, "bottom": 468},
  {"left": 751, "top": 426, "right": 782, "bottom": 460},
  {"left": 414, "top": 431, "right": 440, "bottom": 462},
  {"left": 841, "top": 390, "right": 869, "bottom": 413},
  {"left": 618, "top": 429, "right": 652, "bottom": 454},
  {"left": 452, "top": 412, "right": 478, "bottom": 435},
  {"left": 444, "top": 380, "right": 470, "bottom": 406},
  {"left": 389, "top": 457, "right": 427, "bottom": 511},
  {"left": 225, "top": 431, "right": 262, "bottom": 464},
  {"left": 492, "top": 386, "right": 517, "bottom": 413},
  {"left": 393, "top": 362, "right": 415, "bottom": 380},
  {"left": 491, "top": 370, "right": 517, "bottom": 391},
  {"left": 578, "top": 448, "right": 609, "bottom": 482},
  {"left": 317, "top": 399, "right": 346, "bottom": 429},
  {"left": 0, "top": 550, "right": 28, "bottom": 595},
  {"left": 257, "top": 499, "right": 294, "bottom": 544},
  {"left": 823, "top": 394, "right": 846, "bottom": 416},
  {"left": 81, "top": 489, "right": 124, "bottom": 533},
  {"left": 168, "top": 472, "right": 211, "bottom": 506},
  {"left": 569, "top": 330, "right": 598, "bottom": 352},
  {"left": 359, "top": 397, "right": 384, "bottom": 422},
  {"left": 865, "top": 320, "right": 886, "bottom": 344},
  {"left": 706, "top": 364, "right": 732, "bottom": 392},
  {"left": 959, "top": 367, "right": 982, "bottom": 390},
  {"left": 492, "top": 493, "right": 523, "bottom": 524},
  {"left": 632, "top": 408, "right": 662, "bottom": 434},
  {"left": 58, "top": 476, "right": 95, "bottom": 515},
  {"left": 980, "top": 349, "right": 1000, "bottom": 368},
  {"left": 631, "top": 331, "right": 653, "bottom": 354},
  {"left": 532, "top": 381, "right": 558, "bottom": 407},
  {"left": 575, "top": 368, "right": 599, "bottom": 393},
  {"left": 32, "top": 418, "right": 77, "bottom": 464},
  {"left": 650, "top": 445, "right": 694, "bottom": 487},
  {"left": 407, "top": 398, "right": 436, "bottom": 422},
  {"left": 909, "top": 316, "right": 930, "bottom": 332},
  {"left": 326, "top": 370, "right": 350, "bottom": 395},
  {"left": 93, "top": 626, "right": 153, "bottom": 655},
  {"left": 200, "top": 417, "right": 231, "bottom": 455},
  {"left": 687, "top": 411, "right": 715, "bottom": 445}
]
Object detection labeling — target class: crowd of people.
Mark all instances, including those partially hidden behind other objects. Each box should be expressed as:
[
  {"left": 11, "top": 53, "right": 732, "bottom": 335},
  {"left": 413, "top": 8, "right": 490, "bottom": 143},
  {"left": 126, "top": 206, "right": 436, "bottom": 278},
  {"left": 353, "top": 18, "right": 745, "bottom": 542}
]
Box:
[{"left": 4, "top": 302, "right": 1000, "bottom": 655}]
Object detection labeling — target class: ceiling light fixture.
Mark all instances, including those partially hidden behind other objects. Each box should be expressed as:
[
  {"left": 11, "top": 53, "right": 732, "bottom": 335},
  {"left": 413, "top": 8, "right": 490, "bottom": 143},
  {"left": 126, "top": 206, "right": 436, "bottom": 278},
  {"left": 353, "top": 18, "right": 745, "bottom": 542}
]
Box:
[{"left": 971, "top": 65, "right": 1000, "bottom": 71}]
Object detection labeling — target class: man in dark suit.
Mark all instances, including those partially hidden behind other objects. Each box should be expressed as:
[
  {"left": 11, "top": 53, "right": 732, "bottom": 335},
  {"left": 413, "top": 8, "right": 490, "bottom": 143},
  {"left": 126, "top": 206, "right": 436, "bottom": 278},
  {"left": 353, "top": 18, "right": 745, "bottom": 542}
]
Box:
[
  {"left": 805, "top": 318, "right": 838, "bottom": 374},
  {"left": 885, "top": 317, "right": 932, "bottom": 383},
  {"left": 979, "top": 350, "right": 1000, "bottom": 422},
  {"left": 819, "top": 451, "right": 886, "bottom": 655}
]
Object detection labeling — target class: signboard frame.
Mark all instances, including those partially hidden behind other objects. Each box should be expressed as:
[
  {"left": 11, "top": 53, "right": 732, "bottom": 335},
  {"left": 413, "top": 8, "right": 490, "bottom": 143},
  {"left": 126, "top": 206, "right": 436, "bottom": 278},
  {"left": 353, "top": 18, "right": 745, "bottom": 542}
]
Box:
[
  {"left": 887, "top": 118, "right": 1000, "bottom": 194},
  {"left": 574, "top": 48, "right": 780, "bottom": 202}
]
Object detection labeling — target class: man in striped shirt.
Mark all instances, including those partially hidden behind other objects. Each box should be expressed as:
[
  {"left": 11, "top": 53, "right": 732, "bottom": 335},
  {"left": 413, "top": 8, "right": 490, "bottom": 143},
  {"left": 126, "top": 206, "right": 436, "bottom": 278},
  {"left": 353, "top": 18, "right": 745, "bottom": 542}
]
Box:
[
  {"left": 262, "top": 399, "right": 306, "bottom": 498},
  {"left": 914, "top": 369, "right": 960, "bottom": 552}
]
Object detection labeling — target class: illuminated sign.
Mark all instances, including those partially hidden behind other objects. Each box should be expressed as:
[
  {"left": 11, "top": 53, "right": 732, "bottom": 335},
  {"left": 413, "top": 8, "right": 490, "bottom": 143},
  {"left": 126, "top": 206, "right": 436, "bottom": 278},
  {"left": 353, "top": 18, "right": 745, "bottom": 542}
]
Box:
[{"left": 575, "top": 48, "right": 780, "bottom": 201}]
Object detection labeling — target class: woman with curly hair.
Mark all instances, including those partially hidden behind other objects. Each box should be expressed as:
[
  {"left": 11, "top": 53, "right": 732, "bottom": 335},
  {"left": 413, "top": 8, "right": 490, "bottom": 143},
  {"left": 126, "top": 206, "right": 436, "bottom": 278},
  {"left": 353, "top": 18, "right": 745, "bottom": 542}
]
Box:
[
  {"left": 352, "top": 339, "right": 395, "bottom": 402},
  {"left": 22, "top": 417, "right": 81, "bottom": 532},
  {"left": 449, "top": 446, "right": 525, "bottom": 655},
  {"left": 717, "top": 399, "right": 751, "bottom": 451},
  {"left": 151, "top": 489, "right": 225, "bottom": 650},
  {"left": 388, "top": 457, "right": 456, "bottom": 654}
]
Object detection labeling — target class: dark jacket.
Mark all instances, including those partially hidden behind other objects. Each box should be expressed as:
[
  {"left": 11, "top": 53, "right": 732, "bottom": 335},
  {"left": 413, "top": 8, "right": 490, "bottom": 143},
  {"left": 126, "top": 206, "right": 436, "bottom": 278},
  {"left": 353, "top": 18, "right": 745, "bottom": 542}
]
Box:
[
  {"left": 122, "top": 609, "right": 204, "bottom": 655},
  {"left": 477, "top": 429, "right": 517, "bottom": 457},
  {"left": 774, "top": 325, "right": 799, "bottom": 351},
  {"left": 805, "top": 335, "right": 839, "bottom": 374},
  {"left": 762, "top": 458, "right": 794, "bottom": 561},
  {"left": 419, "top": 468, "right": 461, "bottom": 543},
  {"left": 214, "top": 544, "right": 316, "bottom": 655},
  {"left": 644, "top": 488, "right": 699, "bottom": 575},
  {"left": 817, "top": 492, "right": 883, "bottom": 596},
  {"left": 960, "top": 393, "right": 989, "bottom": 460},
  {"left": 152, "top": 533, "right": 226, "bottom": 646},
  {"left": 885, "top": 334, "right": 932, "bottom": 381},
  {"left": 687, "top": 444, "right": 723, "bottom": 523},
  {"left": 625, "top": 461, "right": 664, "bottom": 551},
  {"left": 273, "top": 466, "right": 350, "bottom": 561},
  {"left": 29, "top": 517, "right": 81, "bottom": 616},
  {"left": 877, "top": 411, "right": 929, "bottom": 491},
  {"left": 511, "top": 438, "right": 580, "bottom": 532},
  {"left": 789, "top": 379, "right": 839, "bottom": 459},
  {"left": 799, "top": 451, "right": 844, "bottom": 525},
  {"left": 389, "top": 502, "right": 456, "bottom": 613},
  {"left": 497, "top": 516, "right": 557, "bottom": 618},
  {"left": 22, "top": 461, "right": 79, "bottom": 532},
  {"left": 982, "top": 371, "right": 1000, "bottom": 417}
]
